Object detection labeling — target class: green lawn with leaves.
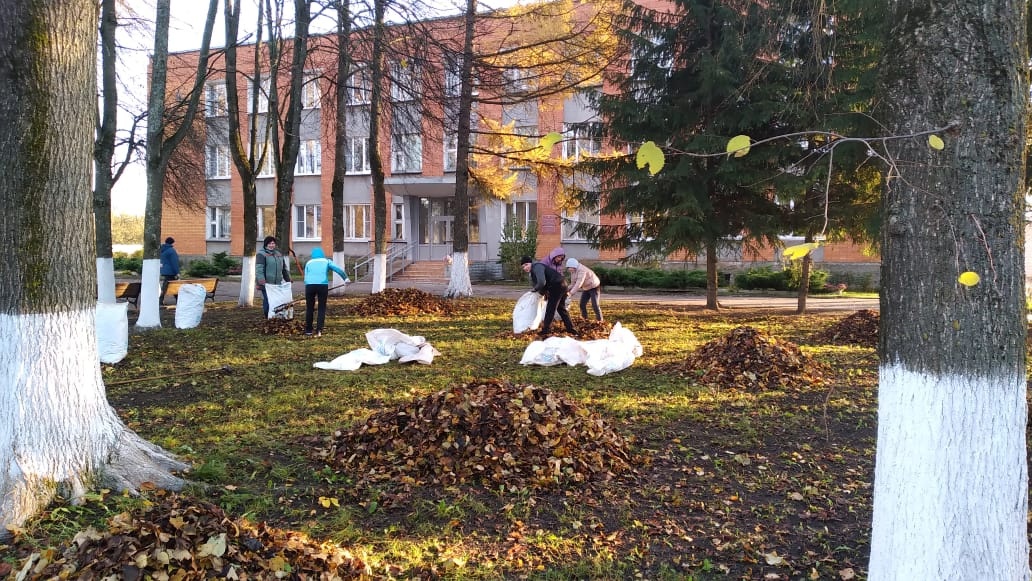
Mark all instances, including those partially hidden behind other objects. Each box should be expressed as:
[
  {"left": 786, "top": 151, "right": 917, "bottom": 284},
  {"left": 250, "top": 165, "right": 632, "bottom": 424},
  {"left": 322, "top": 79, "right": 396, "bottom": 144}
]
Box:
[{"left": 1, "top": 297, "right": 880, "bottom": 580}]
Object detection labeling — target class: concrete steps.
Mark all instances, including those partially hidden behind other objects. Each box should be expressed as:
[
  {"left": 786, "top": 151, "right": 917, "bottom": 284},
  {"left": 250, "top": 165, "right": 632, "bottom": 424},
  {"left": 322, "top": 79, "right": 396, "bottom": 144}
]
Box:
[{"left": 392, "top": 260, "right": 448, "bottom": 283}]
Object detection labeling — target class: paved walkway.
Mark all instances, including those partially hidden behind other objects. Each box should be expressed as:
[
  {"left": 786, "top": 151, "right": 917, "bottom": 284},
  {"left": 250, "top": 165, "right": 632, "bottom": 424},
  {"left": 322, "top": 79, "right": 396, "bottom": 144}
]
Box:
[{"left": 211, "top": 277, "right": 878, "bottom": 312}]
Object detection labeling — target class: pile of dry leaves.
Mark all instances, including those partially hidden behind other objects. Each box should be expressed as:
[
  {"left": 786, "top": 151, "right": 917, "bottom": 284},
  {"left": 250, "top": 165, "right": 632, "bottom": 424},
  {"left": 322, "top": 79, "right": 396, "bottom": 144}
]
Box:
[
  {"left": 258, "top": 317, "right": 306, "bottom": 336},
  {"left": 347, "top": 288, "right": 455, "bottom": 317},
  {"left": 330, "top": 379, "right": 635, "bottom": 490},
  {"left": 5, "top": 491, "right": 368, "bottom": 580},
  {"left": 659, "top": 326, "right": 826, "bottom": 389},
  {"left": 499, "top": 319, "right": 612, "bottom": 341},
  {"left": 811, "top": 309, "right": 879, "bottom": 348}
]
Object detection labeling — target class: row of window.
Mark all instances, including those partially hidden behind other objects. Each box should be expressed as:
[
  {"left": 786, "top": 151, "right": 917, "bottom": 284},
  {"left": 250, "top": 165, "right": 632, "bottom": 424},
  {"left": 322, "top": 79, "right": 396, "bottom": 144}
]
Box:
[
  {"left": 205, "top": 123, "right": 601, "bottom": 179},
  {"left": 206, "top": 201, "right": 602, "bottom": 243}
]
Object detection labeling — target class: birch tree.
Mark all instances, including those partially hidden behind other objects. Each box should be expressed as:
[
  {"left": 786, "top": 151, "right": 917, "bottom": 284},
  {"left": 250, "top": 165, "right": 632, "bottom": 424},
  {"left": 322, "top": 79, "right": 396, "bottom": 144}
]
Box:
[
  {"left": 868, "top": 0, "right": 1029, "bottom": 578},
  {"left": 0, "top": 0, "right": 187, "bottom": 536}
]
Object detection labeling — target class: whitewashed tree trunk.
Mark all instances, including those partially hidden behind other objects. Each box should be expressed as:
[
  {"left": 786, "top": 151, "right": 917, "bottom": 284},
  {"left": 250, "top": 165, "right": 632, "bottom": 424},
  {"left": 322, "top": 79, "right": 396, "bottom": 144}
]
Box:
[
  {"left": 445, "top": 251, "right": 472, "bottom": 297},
  {"left": 371, "top": 253, "right": 387, "bottom": 293},
  {"left": 870, "top": 0, "right": 1029, "bottom": 578},
  {"left": 97, "top": 258, "right": 116, "bottom": 304},
  {"left": 0, "top": 0, "right": 186, "bottom": 537},
  {"left": 330, "top": 250, "right": 349, "bottom": 296},
  {"left": 135, "top": 258, "right": 162, "bottom": 329},
  {"left": 238, "top": 255, "right": 256, "bottom": 306}
]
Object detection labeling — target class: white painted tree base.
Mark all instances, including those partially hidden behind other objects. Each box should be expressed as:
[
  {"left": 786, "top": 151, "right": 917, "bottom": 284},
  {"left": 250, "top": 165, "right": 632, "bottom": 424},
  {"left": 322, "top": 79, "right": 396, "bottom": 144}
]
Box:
[
  {"left": 97, "top": 257, "right": 116, "bottom": 304},
  {"left": 445, "top": 252, "right": 472, "bottom": 298},
  {"left": 0, "top": 310, "right": 186, "bottom": 538},
  {"left": 135, "top": 258, "right": 162, "bottom": 329},
  {"left": 238, "top": 255, "right": 256, "bottom": 307},
  {"left": 371, "top": 254, "right": 387, "bottom": 293},
  {"left": 868, "top": 364, "right": 1029, "bottom": 581}
]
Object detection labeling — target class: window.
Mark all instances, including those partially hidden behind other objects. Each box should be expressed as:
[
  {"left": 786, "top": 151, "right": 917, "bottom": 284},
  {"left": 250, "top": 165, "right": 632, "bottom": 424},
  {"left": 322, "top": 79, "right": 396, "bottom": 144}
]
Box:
[
  {"left": 393, "top": 202, "right": 406, "bottom": 240},
  {"left": 562, "top": 122, "right": 601, "bottom": 161},
  {"left": 503, "top": 66, "right": 530, "bottom": 92},
  {"left": 391, "top": 61, "right": 419, "bottom": 102},
  {"left": 207, "top": 206, "right": 231, "bottom": 240},
  {"left": 444, "top": 55, "right": 462, "bottom": 97},
  {"left": 205, "top": 143, "right": 230, "bottom": 178},
  {"left": 294, "top": 204, "right": 321, "bottom": 240},
  {"left": 392, "top": 133, "right": 422, "bottom": 173},
  {"left": 562, "top": 205, "right": 598, "bottom": 241},
  {"left": 444, "top": 131, "right": 458, "bottom": 172},
  {"left": 257, "top": 206, "right": 275, "bottom": 240},
  {"left": 205, "top": 82, "right": 228, "bottom": 117},
  {"left": 248, "top": 77, "right": 270, "bottom": 114},
  {"left": 302, "top": 70, "right": 321, "bottom": 109},
  {"left": 505, "top": 201, "right": 537, "bottom": 232},
  {"left": 626, "top": 212, "right": 654, "bottom": 242},
  {"left": 295, "top": 140, "right": 322, "bottom": 175},
  {"left": 348, "top": 68, "right": 372, "bottom": 104},
  {"left": 256, "top": 137, "right": 275, "bottom": 177},
  {"left": 345, "top": 137, "right": 370, "bottom": 174},
  {"left": 343, "top": 204, "right": 372, "bottom": 240}
]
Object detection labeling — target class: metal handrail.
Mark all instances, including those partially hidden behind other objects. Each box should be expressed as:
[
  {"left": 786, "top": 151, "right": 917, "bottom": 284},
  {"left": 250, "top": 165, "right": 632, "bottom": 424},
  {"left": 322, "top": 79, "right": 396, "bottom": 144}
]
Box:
[{"left": 351, "top": 241, "right": 414, "bottom": 282}]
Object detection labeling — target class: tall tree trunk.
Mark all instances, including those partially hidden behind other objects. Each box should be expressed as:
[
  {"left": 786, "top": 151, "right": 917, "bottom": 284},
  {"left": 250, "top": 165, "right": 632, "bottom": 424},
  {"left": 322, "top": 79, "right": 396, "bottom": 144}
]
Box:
[
  {"left": 368, "top": 0, "right": 388, "bottom": 293},
  {"left": 795, "top": 252, "right": 811, "bottom": 314},
  {"left": 0, "top": 0, "right": 186, "bottom": 538},
  {"left": 329, "top": 0, "right": 352, "bottom": 295},
  {"left": 444, "top": 0, "right": 478, "bottom": 298},
  {"left": 704, "top": 243, "right": 719, "bottom": 310},
  {"left": 273, "top": 0, "right": 311, "bottom": 251},
  {"left": 869, "top": 0, "right": 1029, "bottom": 578},
  {"left": 94, "top": 0, "right": 118, "bottom": 303}
]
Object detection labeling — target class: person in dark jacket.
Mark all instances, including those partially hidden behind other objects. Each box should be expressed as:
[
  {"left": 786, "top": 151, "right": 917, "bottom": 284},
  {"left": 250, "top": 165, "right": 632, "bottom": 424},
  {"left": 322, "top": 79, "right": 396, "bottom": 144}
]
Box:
[
  {"left": 159, "top": 237, "right": 180, "bottom": 304},
  {"left": 302, "top": 247, "right": 349, "bottom": 337},
  {"left": 521, "top": 255, "right": 577, "bottom": 338},
  {"left": 256, "top": 236, "right": 292, "bottom": 317}
]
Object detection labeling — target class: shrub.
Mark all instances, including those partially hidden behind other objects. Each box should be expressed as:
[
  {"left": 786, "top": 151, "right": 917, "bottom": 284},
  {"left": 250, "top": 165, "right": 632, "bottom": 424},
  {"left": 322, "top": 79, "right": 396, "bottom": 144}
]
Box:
[
  {"left": 593, "top": 265, "right": 710, "bottom": 289},
  {"left": 735, "top": 266, "right": 829, "bottom": 292},
  {"left": 113, "top": 251, "right": 142, "bottom": 274},
  {"left": 498, "top": 219, "right": 538, "bottom": 281},
  {"left": 186, "top": 252, "right": 240, "bottom": 277}
]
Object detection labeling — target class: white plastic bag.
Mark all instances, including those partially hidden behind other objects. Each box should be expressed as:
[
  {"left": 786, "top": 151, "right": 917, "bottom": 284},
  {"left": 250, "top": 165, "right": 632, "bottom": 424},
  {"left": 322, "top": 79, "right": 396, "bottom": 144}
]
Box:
[
  {"left": 512, "top": 291, "right": 546, "bottom": 333},
  {"left": 366, "top": 328, "right": 426, "bottom": 360},
  {"left": 96, "top": 302, "right": 128, "bottom": 364},
  {"left": 314, "top": 348, "right": 391, "bottom": 371},
  {"left": 398, "top": 343, "right": 441, "bottom": 365},
  {"left": 266, "top": 281, "right": 294, "bottom": 319},
  {"left": 174, "top": 283, "right": 206, "bottom": 329}
]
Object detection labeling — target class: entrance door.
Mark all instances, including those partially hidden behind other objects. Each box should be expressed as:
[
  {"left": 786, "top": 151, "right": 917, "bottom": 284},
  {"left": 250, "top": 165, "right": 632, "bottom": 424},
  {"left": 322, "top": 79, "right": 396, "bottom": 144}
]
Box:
[{"left": 418, "top": 197, "right": 454, "bottom": 260}]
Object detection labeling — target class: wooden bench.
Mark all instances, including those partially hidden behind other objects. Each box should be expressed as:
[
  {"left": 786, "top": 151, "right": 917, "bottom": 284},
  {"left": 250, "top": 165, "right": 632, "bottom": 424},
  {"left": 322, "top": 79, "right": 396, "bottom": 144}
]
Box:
[
  {"left": 161, "top": 278, "right": 219, "bottom": 304},
  {"left": 114, "top": 282, "right": 141, "bottom": 309}
]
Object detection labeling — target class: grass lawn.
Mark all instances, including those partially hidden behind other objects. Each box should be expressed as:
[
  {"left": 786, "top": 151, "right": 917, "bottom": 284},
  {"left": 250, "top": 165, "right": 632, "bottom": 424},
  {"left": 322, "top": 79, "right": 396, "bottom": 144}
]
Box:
[{"left": 1, "top": 294, "right": 880, "bottom": 580}]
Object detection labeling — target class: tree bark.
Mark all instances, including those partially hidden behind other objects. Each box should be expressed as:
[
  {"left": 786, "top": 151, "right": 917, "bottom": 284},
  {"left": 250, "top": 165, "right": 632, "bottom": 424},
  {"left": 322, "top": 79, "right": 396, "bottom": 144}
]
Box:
[
  {"left": 869, "top": 0, "right": 1029, "bottom": 578},
  {"left": 368, "top": 0, "right": 388, "bottom": 293},
  {"left": 445, "top": 0, "right": 477, "bottom": 298},
  {"left": 704, "top": 243, "right": 719, "bottom": 310},
  {"left": 0, "top": 0, "right": 186, "bottom": 537}
]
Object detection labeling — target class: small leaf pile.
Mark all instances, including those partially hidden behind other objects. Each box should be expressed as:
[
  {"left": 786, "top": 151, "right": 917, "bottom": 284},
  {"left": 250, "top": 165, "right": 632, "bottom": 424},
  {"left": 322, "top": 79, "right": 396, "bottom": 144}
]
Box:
[
  {"left": 811, "top": 309, "right": 879, "bottom": 348},
  {"left": 14, "top": 491, "right": 368, "bottom": 580},
  {"left": 258, "top": 317, "right": 306, "bottom": 336},
  {"left": 661, "top": 326, "right": 826, "bottom": 389},
  {"left": 347, "top": 288, "right": 456, "bottom": 316},
  {"left": 499, "top": 319, "right": 612, "bottom": 341},
  {"left": 331, "top": 379, "right": 635, "bottom": 490}
]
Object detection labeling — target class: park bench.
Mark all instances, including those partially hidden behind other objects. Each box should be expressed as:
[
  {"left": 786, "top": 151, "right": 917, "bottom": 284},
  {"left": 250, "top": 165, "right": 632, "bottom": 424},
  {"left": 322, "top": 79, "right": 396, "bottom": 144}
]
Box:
[
  {"left": 114, "top": 282, "right": 141, "bottom": 309},
  {"left": 161, "top": 278, "right": 219, "bottom": 304}
]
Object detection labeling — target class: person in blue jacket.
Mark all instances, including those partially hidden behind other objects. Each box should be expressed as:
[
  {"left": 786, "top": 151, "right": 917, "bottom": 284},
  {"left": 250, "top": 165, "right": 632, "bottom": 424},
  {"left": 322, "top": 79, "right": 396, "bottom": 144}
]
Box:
[
  {"left": 303, "top": 247, "right": 349, "bottom": 337},
  {"left": 159, "top": 237, "right": 180, "bottom": 304}
]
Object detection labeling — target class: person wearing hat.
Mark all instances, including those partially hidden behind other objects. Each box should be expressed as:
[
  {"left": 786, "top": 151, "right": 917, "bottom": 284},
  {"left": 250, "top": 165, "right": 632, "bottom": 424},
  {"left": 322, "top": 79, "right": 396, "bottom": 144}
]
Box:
[
  {"left": 565, "top": 257, "right": 603, "bottom": 321},
  {"left": 302, "top": 248, "right": 349, "bottom": 337},
  {"left": 256, "top": 235, "right": 292, "bottom": 317},
  {"left": 521, "top": 255, "right": 577, "bottom": 338},
  {"left": 159, "top": 236, "right": 180, "bottom": 304}
]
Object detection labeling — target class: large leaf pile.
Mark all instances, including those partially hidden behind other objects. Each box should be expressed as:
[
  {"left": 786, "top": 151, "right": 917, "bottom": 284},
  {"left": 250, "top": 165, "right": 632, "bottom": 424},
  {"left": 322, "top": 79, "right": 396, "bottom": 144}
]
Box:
[
  {"left": 811, "top": 309, "right": 879, "bottom": 348},
  {"left": 662, "top": 326, "right": 826, "bottom": 390},
  {"left": 331, "top": 379, "right": 635, "bottom": 490},
  {"left": 10, "top": 491, "right": 368, "bottom": 580},
  {"left": 347, "top": 288, "right": 455, "bottom": 316}
]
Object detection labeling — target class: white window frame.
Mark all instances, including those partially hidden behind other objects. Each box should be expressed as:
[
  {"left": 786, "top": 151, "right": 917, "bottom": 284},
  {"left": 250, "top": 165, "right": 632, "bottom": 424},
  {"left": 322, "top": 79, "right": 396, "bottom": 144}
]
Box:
[
  {"left": 343, "top": 204, "right": 372, "bottom": 240},
  {"left": 392, "top": 133, "right": 422, "bottom": 173},
  {"left": 444, "top": 131, "right": 458, "bottom": 172},
  {"left": 293, "top": 204, "right": 322, "bottom": 241},
  {"left": 445, "top": 56, "right": 462, "bottom": 97},
  {"left": 503, "top": 66, "right": 530, "bottom": 92},
  {"left": 302, "top": 70, "right": 321, "bottom": 109},
  {"left": 348, "top": 68, "right": 372, "bottom": 105},
  {"left": 295, "top": 139, "right": 322, "bottom": 175},
  {"left": 626, "top": 212, "right": 655, "bottom": 243},
  {"left": 562, "top": 205, "right": 599, "bottom": 241},
  {"left": 504, "top": 201, "right": 537, "bottom": 232},
  {"left": 391, "top": 61, "right": 419, "bottom": 102},
  {"left": 393, "top": 201, "right": 406, "bottom": 240},
  {"left": 205, "top": 81, "right": 228, "bottom": 117},
  {"left": 562, "top": 122, "right": 601, "bottom": 161},
  {"left": 207, "top": 206, "right": 231, "bottom": 240},
  {"left": 205, "top": 143, "right": 230, "bottom": 179},
  {"left": 257, "top": 206, "right": 275, "bottom": 240},
  {"left": 346, "top": 136, "right": 371, "bottom": 174},
  {"left": 248, "top": 77, "right": 271, "bottom": 114}
]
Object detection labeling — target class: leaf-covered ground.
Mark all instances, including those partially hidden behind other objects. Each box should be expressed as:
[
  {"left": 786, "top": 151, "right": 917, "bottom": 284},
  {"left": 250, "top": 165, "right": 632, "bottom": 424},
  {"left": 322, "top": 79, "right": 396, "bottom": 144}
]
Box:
[{"left": 1, "top": 296, "right": 883, "bottom": 580}]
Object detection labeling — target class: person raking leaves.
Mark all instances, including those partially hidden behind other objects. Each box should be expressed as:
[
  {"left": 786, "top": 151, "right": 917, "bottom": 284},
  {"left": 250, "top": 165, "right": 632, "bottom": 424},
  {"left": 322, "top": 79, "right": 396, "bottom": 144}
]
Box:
[
  {"left": 303, "top": 248, "right": 349, "bottom": 337},
  {"left": 521, "top": 254, "right": 577, "bottom": 339}
]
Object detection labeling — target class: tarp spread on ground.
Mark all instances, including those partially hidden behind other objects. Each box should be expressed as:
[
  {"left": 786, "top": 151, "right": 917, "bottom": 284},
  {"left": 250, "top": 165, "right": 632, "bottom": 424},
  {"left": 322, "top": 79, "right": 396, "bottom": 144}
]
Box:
[
  {"left": 519, "top": 322, "right": 642, "bottom": 376},
  {"left": 314, "top": 328, "right": 441, "bottom": 371}
]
